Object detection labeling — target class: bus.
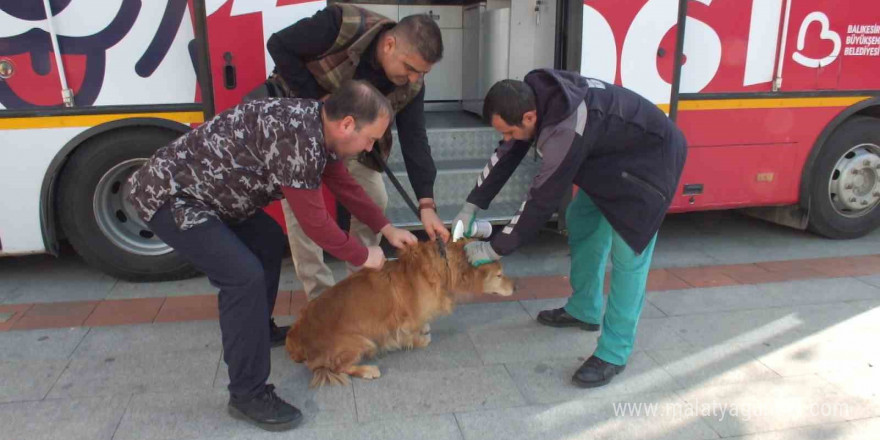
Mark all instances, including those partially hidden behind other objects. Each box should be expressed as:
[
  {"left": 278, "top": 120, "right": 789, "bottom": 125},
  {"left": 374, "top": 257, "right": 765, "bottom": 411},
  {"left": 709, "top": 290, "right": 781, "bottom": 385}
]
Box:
[{"left": 1, "top": 0, "right": 877, "bottom": 281}]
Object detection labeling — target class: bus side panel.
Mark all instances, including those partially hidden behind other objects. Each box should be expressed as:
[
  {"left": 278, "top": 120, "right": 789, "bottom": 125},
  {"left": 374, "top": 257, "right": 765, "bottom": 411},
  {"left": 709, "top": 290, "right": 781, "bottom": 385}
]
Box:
[
  {"left": 782, "top": 0, "right": 880, "bottom": 92},
  {"left": 0, "top": 0, "right": 199, "bottom": 111},
  {"left": 205, "top": 0, "right": 327, "bottom": 113},
  {"left": 673, "top": 105, "right": 858, "bottom": 210},
  {"left": 0, "top": 127, "right": 87, "bottom": 255}
]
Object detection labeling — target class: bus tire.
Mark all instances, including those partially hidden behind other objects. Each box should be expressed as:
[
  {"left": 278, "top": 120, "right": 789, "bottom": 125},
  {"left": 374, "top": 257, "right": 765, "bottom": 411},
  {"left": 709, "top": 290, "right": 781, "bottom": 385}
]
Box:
[
  {"left": 57, "top": 127, "right": 200, "bottom": 281},
  {"left": 807, "top": 116, "right": 880, "bottom": 239}
]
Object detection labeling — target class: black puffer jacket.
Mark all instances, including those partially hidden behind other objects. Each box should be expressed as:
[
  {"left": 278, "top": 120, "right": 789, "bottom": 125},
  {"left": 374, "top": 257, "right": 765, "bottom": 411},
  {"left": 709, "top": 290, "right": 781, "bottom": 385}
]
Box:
[{"left": 468, "top": 69, "right": 688, "bottom": 254}]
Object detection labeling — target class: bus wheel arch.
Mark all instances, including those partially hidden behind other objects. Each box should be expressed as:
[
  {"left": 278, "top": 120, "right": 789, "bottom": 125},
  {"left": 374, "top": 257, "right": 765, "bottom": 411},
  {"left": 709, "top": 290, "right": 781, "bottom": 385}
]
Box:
[
  {"left": 44, "top": 119, "right": 200, "bottom": 281},
  {"left": 801, "top": 101, "right": 880, "bottom": 239}
]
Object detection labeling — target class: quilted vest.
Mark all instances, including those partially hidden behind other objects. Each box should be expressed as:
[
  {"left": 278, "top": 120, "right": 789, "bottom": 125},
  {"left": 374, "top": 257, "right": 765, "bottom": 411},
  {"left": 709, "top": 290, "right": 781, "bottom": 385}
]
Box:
[{"left": 305, "top": 4, "right": 423, "bottom": 171}]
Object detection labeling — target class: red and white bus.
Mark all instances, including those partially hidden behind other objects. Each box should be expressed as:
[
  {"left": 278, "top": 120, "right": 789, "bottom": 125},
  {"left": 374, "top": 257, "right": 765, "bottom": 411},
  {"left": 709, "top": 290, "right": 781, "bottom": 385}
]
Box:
[{"left": 1, "top": 0, "right": 878, "bottom": 280}]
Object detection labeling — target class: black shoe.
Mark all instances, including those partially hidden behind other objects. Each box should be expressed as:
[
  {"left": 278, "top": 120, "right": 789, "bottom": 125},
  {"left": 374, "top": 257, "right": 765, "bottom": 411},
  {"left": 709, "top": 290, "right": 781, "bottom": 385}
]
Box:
[
  {"left": 269, "top": 318, "right": 289, "bottom": 348},
  {"left": 227, "top": 384, "right": 303, "bottom": 432},
  {"left": 572, "top": 355, "right": 626, "bottom": 388},
  {"left": 536, "top": 308, "right": 600, "bottom": 331}
]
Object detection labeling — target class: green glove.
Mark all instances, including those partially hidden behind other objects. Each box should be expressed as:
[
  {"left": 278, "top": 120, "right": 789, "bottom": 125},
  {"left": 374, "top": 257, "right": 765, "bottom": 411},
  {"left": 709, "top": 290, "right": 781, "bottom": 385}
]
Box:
[
  {"left": 464, "top": 241, "right": 501, "bottom": 267},
  {"left": 453, "top": 203, "right": 480, "bottom": 238}
]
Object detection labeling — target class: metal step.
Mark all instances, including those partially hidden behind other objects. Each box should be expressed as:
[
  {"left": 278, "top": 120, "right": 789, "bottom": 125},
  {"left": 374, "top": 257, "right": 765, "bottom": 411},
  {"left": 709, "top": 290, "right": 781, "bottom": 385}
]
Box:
[
  {"left": 382, "top": 145, "right": 541, "bottom": 227},
  {"left": 379, "top": 112, "right": 543, "bottom": 228},
  {"left": 386, "top": 126, "right": 503, "bottom": 168}
]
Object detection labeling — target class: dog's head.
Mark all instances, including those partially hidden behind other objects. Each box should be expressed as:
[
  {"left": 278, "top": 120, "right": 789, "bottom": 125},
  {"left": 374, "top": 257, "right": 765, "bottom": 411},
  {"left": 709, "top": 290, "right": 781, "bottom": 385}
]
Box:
[
  {"left": 396, "top": 239, "right": 516, "bottom": 296},
  {"left": 446, "top": 240, "right": 515, "bottom": 296}
]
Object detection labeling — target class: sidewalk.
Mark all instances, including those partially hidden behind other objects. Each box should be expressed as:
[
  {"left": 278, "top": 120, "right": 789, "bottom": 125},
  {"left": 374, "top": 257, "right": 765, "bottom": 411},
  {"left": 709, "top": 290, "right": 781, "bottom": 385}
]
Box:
[{"left": 1, "top": 266, "right": 878, "bottom": 439}]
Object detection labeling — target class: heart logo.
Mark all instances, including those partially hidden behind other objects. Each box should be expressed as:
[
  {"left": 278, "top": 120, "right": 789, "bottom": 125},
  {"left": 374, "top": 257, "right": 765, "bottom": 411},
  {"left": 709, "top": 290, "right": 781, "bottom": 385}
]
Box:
[{"left": 792, "top": 11, "right": 841, "bottom": 68}]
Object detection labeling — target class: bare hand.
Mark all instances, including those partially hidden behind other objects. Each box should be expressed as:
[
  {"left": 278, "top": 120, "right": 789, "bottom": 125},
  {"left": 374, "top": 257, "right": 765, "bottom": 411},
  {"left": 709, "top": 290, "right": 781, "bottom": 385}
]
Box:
[
  {"left": 361, "top": 246, "right": 386, "bottom": 270},
  {"left": 380, "top": 225, "right": 418, "bottom": 249},
  {"left": 420, "top": 208, "right": 450, "bottom": 242}
]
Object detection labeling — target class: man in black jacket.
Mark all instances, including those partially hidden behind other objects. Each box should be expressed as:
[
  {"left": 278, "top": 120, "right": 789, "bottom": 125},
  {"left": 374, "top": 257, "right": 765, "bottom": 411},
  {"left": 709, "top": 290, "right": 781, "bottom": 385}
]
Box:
[
  {"left": 454, "top": 69, "right": 687, "bottom": 388},
  {"left": 261, "top": 5, "right": 449, "bottom": 302}
]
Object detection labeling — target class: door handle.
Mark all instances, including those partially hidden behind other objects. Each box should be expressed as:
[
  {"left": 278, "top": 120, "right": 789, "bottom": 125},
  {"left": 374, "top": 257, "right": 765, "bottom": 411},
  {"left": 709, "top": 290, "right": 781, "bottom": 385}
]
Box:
[{"left": 223, "top": 52, "right": 237, "bottom": 90}]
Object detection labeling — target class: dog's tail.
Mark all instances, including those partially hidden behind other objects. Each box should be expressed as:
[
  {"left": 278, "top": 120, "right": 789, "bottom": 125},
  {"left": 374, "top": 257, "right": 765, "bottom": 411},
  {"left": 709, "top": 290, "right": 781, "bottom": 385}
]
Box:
[{"left": 310, "top": 368, "right": 349, "bottom": 388}]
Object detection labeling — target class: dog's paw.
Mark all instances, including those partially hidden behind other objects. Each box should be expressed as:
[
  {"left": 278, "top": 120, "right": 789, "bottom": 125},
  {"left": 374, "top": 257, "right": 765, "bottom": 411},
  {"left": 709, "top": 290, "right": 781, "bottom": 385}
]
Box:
[
  {"left": 414, "top": 332, "right": 432, "bottom": 348},
  {"left": 359, "top": 365, "right": 381, "bottom": 380}
]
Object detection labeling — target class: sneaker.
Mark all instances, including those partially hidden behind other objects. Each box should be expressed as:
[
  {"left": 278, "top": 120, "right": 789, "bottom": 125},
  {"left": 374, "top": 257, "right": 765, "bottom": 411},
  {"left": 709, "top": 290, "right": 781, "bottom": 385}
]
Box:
[
  {"left": 536, "top": 308, "right": 600, "bottom": 331},
  {"left": 270, "top": 318, "right": 289, "bottom": 348},
  {"left": 571, "top": 355, "right": 626, "bottom": 388},
  {"left": 227, "top": 384, "right": 303, "bottom": 431}
]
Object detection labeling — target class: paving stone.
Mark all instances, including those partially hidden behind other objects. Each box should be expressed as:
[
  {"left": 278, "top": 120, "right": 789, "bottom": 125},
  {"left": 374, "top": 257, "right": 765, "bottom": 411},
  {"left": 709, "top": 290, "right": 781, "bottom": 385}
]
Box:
[
  {"left": 352, "top": 365, "right": 525, "bottom": 422},
  {"left": 664, "top": 303, "right": 861, "bottom": 349},
  {"left": 729, "top": 419, "right": 880, "bottom": 440},
  {"left": 858, "top": 275, "right": 880, "bottom": 289},
  {"left": 504, "top": 352, "right": 679, "bottom": 405},
  {"left": 748, "top": 324, "right": 880, "bottom": 376},
  {"left": 0, "top": 327, "right": 88, "bottom": 360},
  {"left": 645, "top": 345, "right": 780, "bottom": 388},
  {"left": 49, "top": 349, "right": 220, "bottom": 398},
  {"left": 3, "top": 261, "right": 116, "bottom": 304},
  {"left": 0, "top": 395, "right": 129, "bottom": 440},
  {"left": 71, "top": 320, "right": 221, "bottom": 359},
  {"left": 0, "top": 359, "right": 68, "bottom": 403},
  {"left": 372, "top": 331, "right": 484, "bottom": 373},
  {"left": 649, "top": 278, "right": 878, "bottom": 317},
  {"left": 431, "top": 301, "right": 533, "bottom": 333},
  {"left": 649, "top": 285, "right": 765, "bottom": 316},
  {"left": 163, "top": 414, "right": 465, "bottom": 440},
  {"left": 455, "top": 391, "right": 718, "bottom": 440},
  {"left": 469, "top": 322, "right": 599, "bottom": 364},
  {"left": 675, "top": 375, "right": 868, "bottom": 437},
  {"left": 107, "top": 276, "right": 215, "bottom": 300},
  {"left": 469, "top": 315, "right": 689, "bottom": 365},
  {"left": 817, "top": 366, "right": 880, "bottom": 419}
]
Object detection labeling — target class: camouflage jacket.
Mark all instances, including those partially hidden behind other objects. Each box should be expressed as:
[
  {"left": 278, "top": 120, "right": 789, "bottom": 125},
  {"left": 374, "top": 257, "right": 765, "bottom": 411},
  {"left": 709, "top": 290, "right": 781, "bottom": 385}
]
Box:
[{"left": 127, "top": 98, "right": 334, "bottom": 230}]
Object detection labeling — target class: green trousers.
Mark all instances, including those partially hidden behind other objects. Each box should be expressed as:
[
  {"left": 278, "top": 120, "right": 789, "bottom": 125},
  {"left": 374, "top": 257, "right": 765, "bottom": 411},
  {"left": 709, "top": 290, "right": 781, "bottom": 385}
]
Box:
[{"left": 563, "top": 190, "right": 658, "bottom": 366}]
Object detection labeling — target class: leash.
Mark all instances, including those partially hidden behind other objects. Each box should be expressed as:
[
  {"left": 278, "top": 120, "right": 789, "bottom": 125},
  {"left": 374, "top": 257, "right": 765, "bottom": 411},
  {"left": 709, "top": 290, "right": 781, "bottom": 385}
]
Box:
[{"left": 369, "top": 149, "right": 448, "bottom": 260}]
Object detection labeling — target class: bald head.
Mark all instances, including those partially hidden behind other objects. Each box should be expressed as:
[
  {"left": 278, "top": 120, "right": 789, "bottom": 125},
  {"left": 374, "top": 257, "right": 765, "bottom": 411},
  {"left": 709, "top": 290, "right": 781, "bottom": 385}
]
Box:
[{"left": 324, "top": 80, "right": 392, "bottom": 128}]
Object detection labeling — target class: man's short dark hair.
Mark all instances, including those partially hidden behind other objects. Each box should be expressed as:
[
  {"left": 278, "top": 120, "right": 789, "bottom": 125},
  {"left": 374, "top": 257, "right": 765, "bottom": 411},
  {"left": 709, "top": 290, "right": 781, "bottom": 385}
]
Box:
[
  {"left": 324, "top": 80, "right": 392, "bottom": 128},
  {"left": 393, "top": 14, "right": 444, "bottom": 64},
  {"left": 483, "top": 79, "right": 536, "bottom": 126}
]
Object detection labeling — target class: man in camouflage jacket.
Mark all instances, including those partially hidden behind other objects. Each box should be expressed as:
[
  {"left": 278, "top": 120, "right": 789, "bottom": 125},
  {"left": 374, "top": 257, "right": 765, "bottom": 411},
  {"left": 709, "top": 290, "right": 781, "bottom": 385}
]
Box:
[{"left": 127, "top": 81, "right": 416, "bottom": 432}]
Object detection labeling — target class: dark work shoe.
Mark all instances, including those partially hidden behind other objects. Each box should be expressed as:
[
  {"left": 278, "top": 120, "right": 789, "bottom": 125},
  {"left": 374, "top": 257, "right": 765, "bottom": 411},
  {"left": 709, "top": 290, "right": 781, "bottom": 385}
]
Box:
[
  {"left": 228, "top": 384, "right": 303, "bottom": 432},
  {"left": 572, "top": 355, "right": 626, "bottom": 388},
  {"left": 269, "top": 318, "right": 289, "bottom": 348},
  {"left": 536, "top": 308, "right": 600, "bottom": 331}
]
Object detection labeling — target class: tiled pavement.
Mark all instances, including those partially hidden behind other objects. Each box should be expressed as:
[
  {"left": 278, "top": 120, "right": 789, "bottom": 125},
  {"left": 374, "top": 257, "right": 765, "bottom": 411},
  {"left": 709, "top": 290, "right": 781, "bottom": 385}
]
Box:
[
  {"left": 2, "top": 210, "right": 879, "bottom": 439},
  {"left": 0, "top": 265, "right": 878, "bottom": 439},
  {"left": 1, "top": 254, "right": 878, "bottom": 332}
]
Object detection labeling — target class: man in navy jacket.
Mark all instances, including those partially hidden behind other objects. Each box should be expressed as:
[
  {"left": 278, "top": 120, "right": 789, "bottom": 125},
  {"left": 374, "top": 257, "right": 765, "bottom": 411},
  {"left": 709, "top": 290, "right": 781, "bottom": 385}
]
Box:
[{"left": 454, "top": 69, "right": 687, "bottom": 388}]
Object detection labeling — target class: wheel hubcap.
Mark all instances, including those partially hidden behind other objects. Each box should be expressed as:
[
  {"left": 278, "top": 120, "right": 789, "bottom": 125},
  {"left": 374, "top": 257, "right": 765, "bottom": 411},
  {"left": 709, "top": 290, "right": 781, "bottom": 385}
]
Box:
[
  {"left": 93, "top": 159, "right": 172, "bottom": 256},
  {"left": 828, "top": 143, "right": 880, "bottom": 218}
]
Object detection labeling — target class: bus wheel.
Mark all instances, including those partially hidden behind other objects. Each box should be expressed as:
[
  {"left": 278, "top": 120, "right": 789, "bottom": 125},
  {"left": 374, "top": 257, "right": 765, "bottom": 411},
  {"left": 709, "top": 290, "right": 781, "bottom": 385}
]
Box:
[
  {"left": 808, "top": 116, "right": 880, "bottom": 239},
  {"left": 57, "top": 128, "right": 199, "bottom": 281}
]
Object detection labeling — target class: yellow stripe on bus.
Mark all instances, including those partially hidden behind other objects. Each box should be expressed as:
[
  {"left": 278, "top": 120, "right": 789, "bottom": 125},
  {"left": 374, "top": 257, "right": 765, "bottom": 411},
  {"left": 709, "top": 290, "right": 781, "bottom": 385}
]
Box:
[
  {"left": 656, "top": 96, "right": 872, "bottom": 113},
  {"left": 0, "top": 111, "right": 205, "bottom": 130},
  {"left": 0, "top": 96, "right": 873, "bottom": 129}
]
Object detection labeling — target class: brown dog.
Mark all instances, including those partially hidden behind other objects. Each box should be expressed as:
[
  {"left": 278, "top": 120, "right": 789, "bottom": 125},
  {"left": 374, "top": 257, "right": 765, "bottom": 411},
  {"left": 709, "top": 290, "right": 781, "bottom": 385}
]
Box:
[{"left": 285, "top": 239, "right": 515, "bottom": 387}]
